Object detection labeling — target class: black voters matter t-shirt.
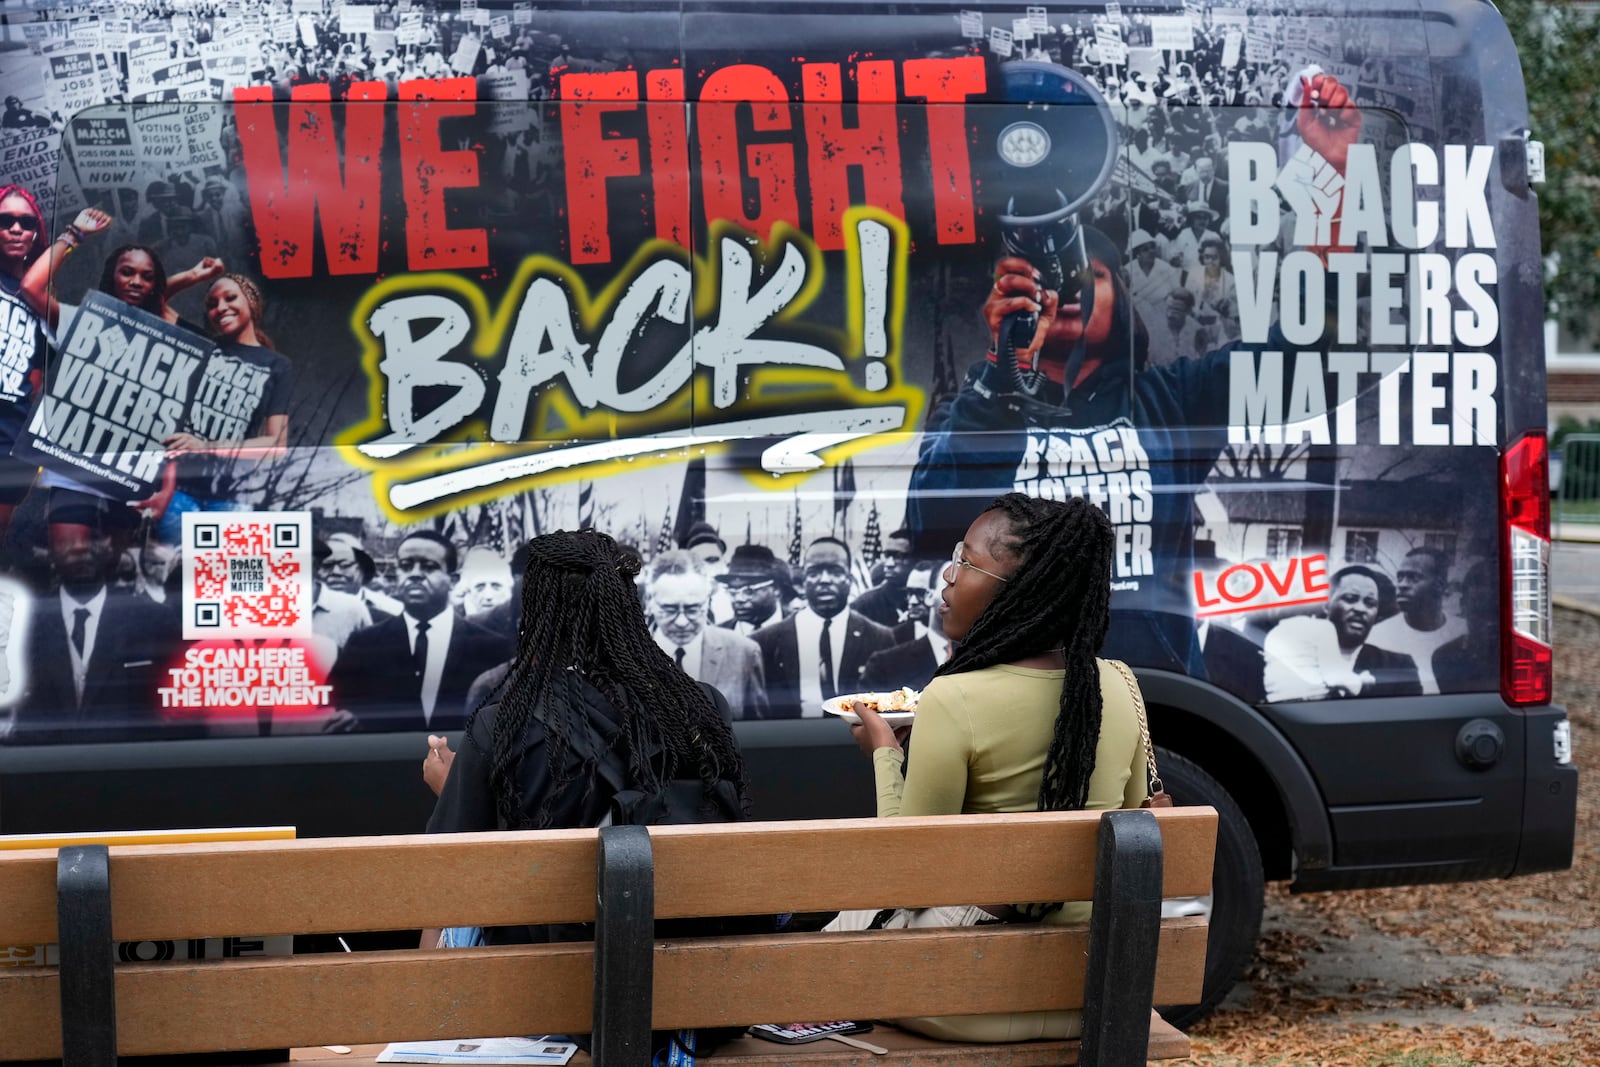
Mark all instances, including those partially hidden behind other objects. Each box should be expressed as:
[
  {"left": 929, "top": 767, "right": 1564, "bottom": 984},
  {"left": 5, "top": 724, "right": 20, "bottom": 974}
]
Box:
[
  {"left": 0, "top": 280, "right": 44, "bottom": 447},
  {"left": 177, "top": 340, "right": 293, "bottom": 500}
]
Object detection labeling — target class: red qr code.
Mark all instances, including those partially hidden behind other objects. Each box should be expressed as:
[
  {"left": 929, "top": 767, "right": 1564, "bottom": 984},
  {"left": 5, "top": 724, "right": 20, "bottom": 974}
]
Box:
[
  {"left": 223, "top": 524, "right": 275, "bottom": 555},
  {"left": 222, "top": 578, "right": 304, "bottom": 628},
  {"left": 192, "top": 553, "right": 229, "bottom": 599},
  {"left": 190, "top": 520, "right": 308, "bottom": 632}
]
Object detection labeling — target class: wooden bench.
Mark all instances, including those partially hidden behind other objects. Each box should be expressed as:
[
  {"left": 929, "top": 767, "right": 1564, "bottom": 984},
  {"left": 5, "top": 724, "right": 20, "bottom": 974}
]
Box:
[{"left": 0, "top": 807, "right": 1217, "bottom": 1067}]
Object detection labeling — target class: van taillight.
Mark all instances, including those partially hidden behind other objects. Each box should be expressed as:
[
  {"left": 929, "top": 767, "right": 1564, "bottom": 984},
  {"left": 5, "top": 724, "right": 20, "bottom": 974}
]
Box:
[{"left": 1501, "top": 432, "right": 1552, "bottom": 705}]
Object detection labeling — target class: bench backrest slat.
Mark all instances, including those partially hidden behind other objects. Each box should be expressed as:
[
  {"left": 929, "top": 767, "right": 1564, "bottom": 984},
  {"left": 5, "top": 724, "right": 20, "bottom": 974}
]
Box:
[
  {"left": 0, "top": 920, "right": 1207, "bottom": 1060},
  {"left": 648, "top": 809, "right": 1216, "bottom": 918},
  {"left": 0, "top": 830, "right": 599, "bottom": 943},
  {"left": 0, "top": 811, "right": 1216, "bottom": 942}
]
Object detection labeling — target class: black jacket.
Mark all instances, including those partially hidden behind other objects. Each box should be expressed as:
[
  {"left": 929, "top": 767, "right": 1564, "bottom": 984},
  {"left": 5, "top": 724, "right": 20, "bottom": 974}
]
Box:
[
  {"left": 427, "top": 672, "right": 735, "bottom": 945},
  {"left": 1349, "top": 644, "right": 1424, "bottom": 698},
  {"left": 329, "top": 612, "right": 510, "bottom": 732},
  {"left": 860, "top": 637, "right": 940, "bottom": 693},
  {"left": 10, "top": 589, "right": 187, "bottom": 745},
  {"left": 750, "top": 610, "right": 897, "bottom": 718},
  {"left": 429, "top": 673, "right": 736, "bottom": 836}
]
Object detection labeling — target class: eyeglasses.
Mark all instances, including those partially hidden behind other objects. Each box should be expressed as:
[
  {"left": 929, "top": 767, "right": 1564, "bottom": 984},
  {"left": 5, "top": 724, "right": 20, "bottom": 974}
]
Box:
[
  {"left": 318, "top": 558, "right": 360, "bottom": 572},
  {"left": 726, "top": 579, "right": 775, "bottom": 597},
  {"left": 0, "top": 214, "right": 38, "bottom": 232},
  {"left": 951, "top": 542, "right": 1008, "bottom": 583},
  {"left": 652, "top": 602, "right": 706, "bottom": 621}
]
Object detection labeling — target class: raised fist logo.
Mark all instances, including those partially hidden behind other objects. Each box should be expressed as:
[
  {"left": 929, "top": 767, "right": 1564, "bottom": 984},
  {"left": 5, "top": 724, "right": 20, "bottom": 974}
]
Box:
[{"left": 1276, "top": 143, "right": 1344, "bottom": 247}]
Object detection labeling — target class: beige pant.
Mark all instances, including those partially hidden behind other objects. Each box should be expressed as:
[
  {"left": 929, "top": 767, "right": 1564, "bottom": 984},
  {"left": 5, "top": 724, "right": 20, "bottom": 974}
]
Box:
[
  {"left": 824, "top": 905, "right": 994, "bottom": 932},
  {"left": 822, "top": 907, "right": 1084, "bottom": 1043}
]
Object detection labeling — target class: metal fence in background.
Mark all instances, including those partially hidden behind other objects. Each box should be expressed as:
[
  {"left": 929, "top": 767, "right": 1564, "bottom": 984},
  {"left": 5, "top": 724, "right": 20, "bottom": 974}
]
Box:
[{"left": 1557, "top": 434, "right": 1600, "bottom": 526}]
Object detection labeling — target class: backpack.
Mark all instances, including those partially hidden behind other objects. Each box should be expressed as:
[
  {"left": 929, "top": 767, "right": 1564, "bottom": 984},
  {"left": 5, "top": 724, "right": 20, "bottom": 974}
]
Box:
[
  {"left": 592, "top": 752, "right": 746, "bottom": 829},
  {"left": 581, "top": 687, "right": 769, "bottom": 1064}
]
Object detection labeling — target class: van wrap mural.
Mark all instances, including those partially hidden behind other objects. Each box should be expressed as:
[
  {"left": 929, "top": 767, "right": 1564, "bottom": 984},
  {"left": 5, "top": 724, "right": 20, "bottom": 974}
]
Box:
[{"left": 0, "top": 0, "right": 1506, "bottom": 742}]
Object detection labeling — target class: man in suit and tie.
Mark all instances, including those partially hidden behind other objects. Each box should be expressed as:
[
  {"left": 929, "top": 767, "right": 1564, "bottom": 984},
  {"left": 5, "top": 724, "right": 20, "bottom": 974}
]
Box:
[
  {"left": 328, "top": 531, "right": 509, "bottom": 732},
  {"left": 849, "top": 529, "right": 914, "bottom": 629},
  {"left": 322, "top": 533, "right": 401, "bottom": 623},
  {"left": 862, "top": 565, "right": 954, "bottom": 693},
  {"left": 648, "top": 551, "right": 768, "bottom": 720},
  {"left": 10, "top": 530, "right": 184, "bottom": 744},
  {"left": 887, "top": 560, "right": 941, "bottom": 644},
  {"left": 1179, "top": 156, "right": 1229, "bottom": 218},
  {"left": 715, "top": 544, "right": 791, "bottom": 636},
  {"left": 311, "top": 538, "right": 374, "bottom": 658},
  {"left": 752, "top": 537, "right": 897, "bottom": 718}
]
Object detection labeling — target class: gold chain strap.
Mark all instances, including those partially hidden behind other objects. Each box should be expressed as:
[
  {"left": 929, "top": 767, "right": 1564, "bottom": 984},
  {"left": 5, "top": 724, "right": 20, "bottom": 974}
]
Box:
[{"left": 1108, "top": 659, "right": 1163, "bottom": 796}]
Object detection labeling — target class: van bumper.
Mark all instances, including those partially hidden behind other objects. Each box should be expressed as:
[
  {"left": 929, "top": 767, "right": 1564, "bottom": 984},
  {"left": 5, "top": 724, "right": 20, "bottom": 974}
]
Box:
[
  {"left": 1288, "top": 702, "right": 1576, "bottom": 892},
  {"left": 1512, "top": 705, "right": 1578, "bottom": 877}
]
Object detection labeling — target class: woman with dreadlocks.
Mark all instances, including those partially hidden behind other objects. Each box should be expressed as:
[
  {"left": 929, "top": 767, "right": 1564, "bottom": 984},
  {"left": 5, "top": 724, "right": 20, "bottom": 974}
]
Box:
[
  {"left": 835, "top": 492, "right": 1150, "bottom": 1042},
  {"left": 425, "top": 528, "right": 750, "bottom": 944}
]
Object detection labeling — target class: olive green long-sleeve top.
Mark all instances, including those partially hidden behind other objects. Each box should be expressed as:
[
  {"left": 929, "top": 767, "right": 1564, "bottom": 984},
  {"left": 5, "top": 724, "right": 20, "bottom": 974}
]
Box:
[
  {"left": 866, "top": 659, "right": 1148, "bottom": 1043},
  {"left": 872, "top": 660, "right": 1147, "bottom": 823}
]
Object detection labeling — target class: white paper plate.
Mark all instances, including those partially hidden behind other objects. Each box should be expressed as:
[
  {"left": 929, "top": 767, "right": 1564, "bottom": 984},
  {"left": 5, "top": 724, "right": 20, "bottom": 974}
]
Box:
[{"left": 821, "top": 692, "right": 918, "bottom": 726}]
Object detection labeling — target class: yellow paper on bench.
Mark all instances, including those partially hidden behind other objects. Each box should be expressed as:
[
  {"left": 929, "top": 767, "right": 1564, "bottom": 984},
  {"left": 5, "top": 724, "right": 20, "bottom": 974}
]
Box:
[
  {"left": 0, "top": 825, "right": 296, "bottom": 850},
  {"left": 0, "top": 826, "right": 297, "bottom": 966}
]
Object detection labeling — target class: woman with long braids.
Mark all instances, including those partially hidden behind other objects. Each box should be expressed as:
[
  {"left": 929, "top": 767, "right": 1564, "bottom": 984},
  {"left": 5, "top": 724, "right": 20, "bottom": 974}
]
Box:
[
  {"left": 837, "top": 492, "right": 1149, "bottom": 1042},
  {"left": 425, "top": 528, "right": 750, "bottom": 943}
]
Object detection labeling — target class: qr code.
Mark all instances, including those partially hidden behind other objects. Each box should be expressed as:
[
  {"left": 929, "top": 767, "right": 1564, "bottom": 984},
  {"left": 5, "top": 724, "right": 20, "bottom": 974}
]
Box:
[{"left": 184, "top": 514, "right": 313, "bottom": 640}]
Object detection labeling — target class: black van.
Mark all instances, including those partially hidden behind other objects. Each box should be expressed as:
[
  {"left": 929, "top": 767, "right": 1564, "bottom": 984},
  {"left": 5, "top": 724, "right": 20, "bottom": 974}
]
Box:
[{"left": 0, "top": 0, "right": 1575, "bottom": 1022}]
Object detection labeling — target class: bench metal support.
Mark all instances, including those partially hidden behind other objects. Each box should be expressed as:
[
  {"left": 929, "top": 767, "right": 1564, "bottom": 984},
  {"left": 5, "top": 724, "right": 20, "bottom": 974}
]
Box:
[
  {"left": 1079, "top": 809, "right": 1164, "bottom": 1067},
  {"left": 57, "top": 844, "right": 117, "bottom": 1067},
  {"left": 593, "top": 825, "right": 654, "bottom": 1067}
]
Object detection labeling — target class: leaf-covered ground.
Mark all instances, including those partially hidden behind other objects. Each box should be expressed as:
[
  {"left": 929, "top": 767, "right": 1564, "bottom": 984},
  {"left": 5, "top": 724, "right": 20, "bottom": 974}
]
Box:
[{"left": 1184, "top": 608, "right": 1598, "bottom": 1067}]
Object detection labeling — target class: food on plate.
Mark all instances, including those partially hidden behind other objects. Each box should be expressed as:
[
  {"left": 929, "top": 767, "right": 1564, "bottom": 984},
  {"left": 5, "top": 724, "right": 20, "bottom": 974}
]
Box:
[{"left": 851, "top": 687, "right": 919, "bottom": 713}]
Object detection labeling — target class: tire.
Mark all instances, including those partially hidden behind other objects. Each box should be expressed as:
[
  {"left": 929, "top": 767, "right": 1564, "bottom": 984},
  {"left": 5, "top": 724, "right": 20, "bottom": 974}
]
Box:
[{"left": 1152, "top": 746, "right": 1265, "bottom": 1031}]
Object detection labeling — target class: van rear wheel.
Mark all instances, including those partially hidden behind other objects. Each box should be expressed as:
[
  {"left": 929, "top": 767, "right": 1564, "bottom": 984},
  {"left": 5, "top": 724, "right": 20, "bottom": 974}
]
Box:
[{"left": 1152, "top": 747, "right": 1264, "bottom": 1030}]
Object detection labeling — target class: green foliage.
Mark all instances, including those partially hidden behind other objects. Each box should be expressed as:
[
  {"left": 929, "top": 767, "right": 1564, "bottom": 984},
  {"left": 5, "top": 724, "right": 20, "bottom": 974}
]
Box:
[
  {"left": 1499, "top": 0, "right": 1600, "bottom": 338},
  {"left": 1551, "top": 413, "right": 1600, "bottom": 452}
]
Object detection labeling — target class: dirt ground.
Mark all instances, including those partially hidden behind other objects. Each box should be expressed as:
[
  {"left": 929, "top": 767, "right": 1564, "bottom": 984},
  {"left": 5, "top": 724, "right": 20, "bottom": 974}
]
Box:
[{"left": 1184, "top": 607, "right": 1599, "bottom": 1067}]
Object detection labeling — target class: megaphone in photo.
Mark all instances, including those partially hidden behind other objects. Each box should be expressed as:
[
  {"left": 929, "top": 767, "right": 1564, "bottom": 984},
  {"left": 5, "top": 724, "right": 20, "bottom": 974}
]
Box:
[{"left": 974, "top": 62, "right": 1120, "bottom": 396}]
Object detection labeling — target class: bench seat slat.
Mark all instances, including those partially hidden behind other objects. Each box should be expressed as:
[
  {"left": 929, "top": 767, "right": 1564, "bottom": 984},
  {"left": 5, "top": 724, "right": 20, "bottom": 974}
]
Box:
[
  {"left": 0, "top": 921, "right": 1207, "bottom": 1060},
  {"left": 0, "top": 810, "right": 1217, "bottom": 943},
  {"left": 282, "top": 1016, "right": 1192, "bottom": 1066},
  {"left": 669, "top": 1016, "right": 1194, "bottom": 1067}
]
